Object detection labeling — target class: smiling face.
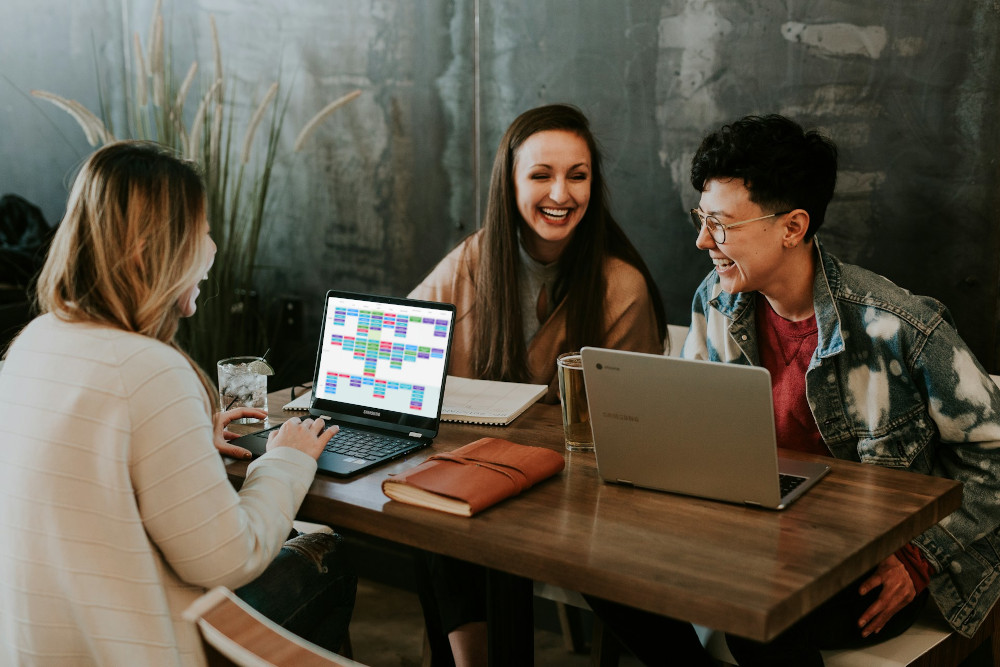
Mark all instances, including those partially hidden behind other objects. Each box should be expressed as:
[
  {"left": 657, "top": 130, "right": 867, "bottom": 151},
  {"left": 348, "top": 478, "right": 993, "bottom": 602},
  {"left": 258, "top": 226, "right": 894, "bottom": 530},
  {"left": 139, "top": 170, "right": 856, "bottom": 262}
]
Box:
[
  {"left": 177, "top": 218, "right": 217, "bottom": 318},
  {"left": 695, "top": 177, "right": 789, "bottom": 296},
  {"left": 513, "top": 129, "right": 592, "bottom": 263}
]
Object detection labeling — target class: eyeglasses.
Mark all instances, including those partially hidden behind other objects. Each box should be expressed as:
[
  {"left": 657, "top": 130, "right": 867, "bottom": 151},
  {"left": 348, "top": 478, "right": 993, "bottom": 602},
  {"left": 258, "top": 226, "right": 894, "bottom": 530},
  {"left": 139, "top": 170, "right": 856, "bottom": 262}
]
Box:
[{"left": 689, "top": 209, "right": 790, "bottom": 244}]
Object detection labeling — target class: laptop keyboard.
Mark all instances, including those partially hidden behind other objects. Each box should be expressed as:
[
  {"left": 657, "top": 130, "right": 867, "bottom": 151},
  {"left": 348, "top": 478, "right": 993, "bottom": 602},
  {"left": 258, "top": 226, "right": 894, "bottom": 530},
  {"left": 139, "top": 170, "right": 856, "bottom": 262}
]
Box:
[
  {"left": 323, "top": 425, "right": 416, "bottom": 462},
  {"left": 779, "top": 473, "right": 806, "bottom": 497},
  {"left": 245, "top": 421, "right": 417, "bottom": 463}
]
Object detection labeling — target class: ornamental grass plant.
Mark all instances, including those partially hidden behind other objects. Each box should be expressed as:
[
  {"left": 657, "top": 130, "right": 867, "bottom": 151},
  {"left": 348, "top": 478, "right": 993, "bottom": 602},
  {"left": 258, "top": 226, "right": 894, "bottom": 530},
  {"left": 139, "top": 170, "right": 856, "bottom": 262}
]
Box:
[{"left": 32, "top": 0, "right": 359, "bottom": 374}]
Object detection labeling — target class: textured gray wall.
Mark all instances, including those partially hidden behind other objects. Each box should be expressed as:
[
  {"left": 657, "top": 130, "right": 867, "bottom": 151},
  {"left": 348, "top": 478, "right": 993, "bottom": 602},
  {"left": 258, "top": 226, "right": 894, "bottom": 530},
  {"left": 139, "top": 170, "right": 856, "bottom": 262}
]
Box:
[{"left": 3, "top": 1, "right": 1000, "bottom": 370}]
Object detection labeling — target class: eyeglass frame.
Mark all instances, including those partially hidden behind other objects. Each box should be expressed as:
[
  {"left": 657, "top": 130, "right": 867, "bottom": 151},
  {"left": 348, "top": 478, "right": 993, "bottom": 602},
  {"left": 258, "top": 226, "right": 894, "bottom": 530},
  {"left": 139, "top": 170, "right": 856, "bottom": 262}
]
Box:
[{"left": 689, "top": 208, "right": 792, "bottom": 244}]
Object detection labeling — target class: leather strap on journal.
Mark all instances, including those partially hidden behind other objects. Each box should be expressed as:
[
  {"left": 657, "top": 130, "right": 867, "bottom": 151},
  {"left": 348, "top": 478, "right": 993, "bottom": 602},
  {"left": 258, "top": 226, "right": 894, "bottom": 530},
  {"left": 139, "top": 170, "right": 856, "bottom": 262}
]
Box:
[{"left": 425, "top": 452, "right": 531, "bottom": 493}]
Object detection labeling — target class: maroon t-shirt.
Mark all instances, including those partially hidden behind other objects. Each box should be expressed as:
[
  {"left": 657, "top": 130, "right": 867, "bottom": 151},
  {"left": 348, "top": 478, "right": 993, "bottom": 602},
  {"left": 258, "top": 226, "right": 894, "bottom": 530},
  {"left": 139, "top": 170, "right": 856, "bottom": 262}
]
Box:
[{"left": 755, "top": 293, "right": 826, "bottom": 456}]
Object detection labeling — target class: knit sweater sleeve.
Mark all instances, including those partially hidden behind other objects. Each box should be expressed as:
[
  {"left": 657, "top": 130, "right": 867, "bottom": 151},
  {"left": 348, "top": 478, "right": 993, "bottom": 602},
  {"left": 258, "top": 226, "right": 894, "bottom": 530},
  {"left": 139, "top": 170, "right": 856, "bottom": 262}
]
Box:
[
  {"left": 125, "top": 342, "right": 317, "bottom": 590},
  {"left": 600, "top": 257, "right": 664, "bottom": 355},
  {"left": 409, "top": 234, "right": 480, "bottom": 380},
  {"left": 408, "top": 234, "right": 479, "bottom": 305}
]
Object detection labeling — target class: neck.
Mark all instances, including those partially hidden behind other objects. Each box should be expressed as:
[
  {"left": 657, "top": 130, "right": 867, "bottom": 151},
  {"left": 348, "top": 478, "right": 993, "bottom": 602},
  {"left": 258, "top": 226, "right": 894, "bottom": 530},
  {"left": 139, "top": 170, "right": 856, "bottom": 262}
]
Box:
[
  {"left": 522, "top": 241, "right": 564, "bottom": 265},
  {"left": 760, "top": 242, "right": 816, "bottom": 321},
  {"left": 519, "top": 228, "right": 568, "bottom": 265}
]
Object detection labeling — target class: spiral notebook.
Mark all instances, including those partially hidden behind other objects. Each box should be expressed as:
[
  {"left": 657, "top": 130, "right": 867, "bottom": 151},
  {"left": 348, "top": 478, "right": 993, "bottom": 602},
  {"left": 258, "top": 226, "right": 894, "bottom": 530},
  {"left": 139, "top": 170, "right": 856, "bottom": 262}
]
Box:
[{"left": 284, "top": 375, "right": 546, "bottom": 426}]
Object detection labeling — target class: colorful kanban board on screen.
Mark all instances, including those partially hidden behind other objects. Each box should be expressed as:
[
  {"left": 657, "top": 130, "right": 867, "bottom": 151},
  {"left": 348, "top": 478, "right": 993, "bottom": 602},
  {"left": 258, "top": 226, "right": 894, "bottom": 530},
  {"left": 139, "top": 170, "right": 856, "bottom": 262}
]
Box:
[{"left": 317, "top": 300, "right": 450, "bottom": 417}]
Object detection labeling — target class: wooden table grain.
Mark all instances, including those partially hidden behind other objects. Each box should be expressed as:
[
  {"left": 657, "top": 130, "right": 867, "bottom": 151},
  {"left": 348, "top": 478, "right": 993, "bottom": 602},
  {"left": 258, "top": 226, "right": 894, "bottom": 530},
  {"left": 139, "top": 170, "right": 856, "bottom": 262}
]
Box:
[{"left": 227, "top": 387, "right": 962, "bottom": 652}]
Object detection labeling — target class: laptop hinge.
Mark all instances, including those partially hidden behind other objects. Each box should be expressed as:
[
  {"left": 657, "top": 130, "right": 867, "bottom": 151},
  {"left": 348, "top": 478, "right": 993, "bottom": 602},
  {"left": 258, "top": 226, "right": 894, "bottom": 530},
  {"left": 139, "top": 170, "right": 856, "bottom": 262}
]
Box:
[{"left": 616, "top": 479, "right": 634, "bottom": 486}]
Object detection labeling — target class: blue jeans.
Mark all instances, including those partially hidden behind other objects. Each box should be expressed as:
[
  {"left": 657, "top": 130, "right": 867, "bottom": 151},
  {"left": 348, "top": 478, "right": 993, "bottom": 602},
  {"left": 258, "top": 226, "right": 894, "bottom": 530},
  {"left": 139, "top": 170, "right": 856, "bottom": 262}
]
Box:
[{"left": 235, "top": 531, "right": 357, "bottom": 653}]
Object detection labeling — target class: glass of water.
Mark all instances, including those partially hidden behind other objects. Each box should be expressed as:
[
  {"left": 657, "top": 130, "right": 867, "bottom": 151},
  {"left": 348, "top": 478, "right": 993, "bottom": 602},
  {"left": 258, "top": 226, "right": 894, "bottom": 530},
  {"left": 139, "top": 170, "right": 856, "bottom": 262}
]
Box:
[
  {"left": 217, "top": 356, "right": 269, "bottom": 424},
  {"left": 557, "top": 352, "right": 593, "bottom": 452}
]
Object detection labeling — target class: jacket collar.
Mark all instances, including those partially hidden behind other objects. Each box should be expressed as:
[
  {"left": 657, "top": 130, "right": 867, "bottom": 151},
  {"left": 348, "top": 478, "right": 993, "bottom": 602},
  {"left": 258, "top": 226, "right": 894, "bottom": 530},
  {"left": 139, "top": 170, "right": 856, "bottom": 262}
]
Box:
[
  {"left": 811, "top": 239, "right": 845, "bottom": 360},
  {"left": 709, "top": 237, "right": 845, "bottom": 361}
]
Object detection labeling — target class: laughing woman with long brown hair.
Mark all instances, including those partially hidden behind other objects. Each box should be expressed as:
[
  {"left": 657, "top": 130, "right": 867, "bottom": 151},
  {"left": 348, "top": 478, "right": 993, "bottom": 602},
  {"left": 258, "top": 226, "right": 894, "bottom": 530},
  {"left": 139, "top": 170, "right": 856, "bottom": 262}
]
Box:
[
  {"left": 409, "top": 104, "right": 667, "bottom": 666},
  {"left": 411, "top": 103, "right": 665, "bottom": 403}
]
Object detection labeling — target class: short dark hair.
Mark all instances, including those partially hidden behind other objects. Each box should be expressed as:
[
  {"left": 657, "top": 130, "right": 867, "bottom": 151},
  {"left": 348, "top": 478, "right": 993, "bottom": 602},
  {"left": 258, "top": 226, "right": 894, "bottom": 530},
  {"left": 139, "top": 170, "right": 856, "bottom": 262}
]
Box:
[{"left": 690, "top": 114, "right": 838, "bottom": 239}]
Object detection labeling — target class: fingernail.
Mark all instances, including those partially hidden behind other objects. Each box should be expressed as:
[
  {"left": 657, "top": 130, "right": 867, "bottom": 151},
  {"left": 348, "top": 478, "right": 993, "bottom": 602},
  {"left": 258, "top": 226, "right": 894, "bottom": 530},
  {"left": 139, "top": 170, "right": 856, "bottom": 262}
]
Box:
[{"left": 245, "top": 451, "right": 253, "bottom": 459}]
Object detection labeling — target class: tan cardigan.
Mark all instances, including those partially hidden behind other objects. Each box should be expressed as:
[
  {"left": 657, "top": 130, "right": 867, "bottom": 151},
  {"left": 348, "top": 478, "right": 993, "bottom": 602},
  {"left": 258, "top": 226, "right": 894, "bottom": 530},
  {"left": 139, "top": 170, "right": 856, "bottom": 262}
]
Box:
[{"left": 409, "top": 231, "right": 664, "bottom": 402}]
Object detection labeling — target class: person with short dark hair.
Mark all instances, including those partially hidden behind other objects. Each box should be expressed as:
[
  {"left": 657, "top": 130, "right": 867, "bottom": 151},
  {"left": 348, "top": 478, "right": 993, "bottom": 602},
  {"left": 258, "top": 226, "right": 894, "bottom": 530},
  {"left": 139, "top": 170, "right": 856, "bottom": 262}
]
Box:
[{"left": 588, "top": 114, "right": 1000, "bottom": 666}]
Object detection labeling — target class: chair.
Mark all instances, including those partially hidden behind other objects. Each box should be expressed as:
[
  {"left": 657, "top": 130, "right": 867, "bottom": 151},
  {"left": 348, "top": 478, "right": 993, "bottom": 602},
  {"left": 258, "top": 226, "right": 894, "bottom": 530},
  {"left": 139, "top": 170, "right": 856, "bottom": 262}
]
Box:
[
  {"left": 666, "top": 324, "right": 689, "bottom": 357},
  {"left": 532, "top": 582, "right": 593, "bottom": 655},
  {"left": 184, "top": 586, "right": 366, "bottom": 667},
  {"left": 822, "top": 602, "right": 1000, "bottom": 667},
  {"left": 533, "top": 583, "right": 640, "bottom": 667},
  {"left": 292, "top": 520, "right": 334, "bottom": 536},
  {"left": 696, "top": 600, "right": 1000, "bottom": 667}
]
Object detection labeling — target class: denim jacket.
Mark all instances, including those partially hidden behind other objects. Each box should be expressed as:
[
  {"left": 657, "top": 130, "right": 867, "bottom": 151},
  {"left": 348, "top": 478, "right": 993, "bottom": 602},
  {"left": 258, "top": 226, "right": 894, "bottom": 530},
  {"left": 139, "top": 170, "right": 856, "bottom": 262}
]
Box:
[{"left": 682, "top": 240, "right": 1000, "bottom": 637}]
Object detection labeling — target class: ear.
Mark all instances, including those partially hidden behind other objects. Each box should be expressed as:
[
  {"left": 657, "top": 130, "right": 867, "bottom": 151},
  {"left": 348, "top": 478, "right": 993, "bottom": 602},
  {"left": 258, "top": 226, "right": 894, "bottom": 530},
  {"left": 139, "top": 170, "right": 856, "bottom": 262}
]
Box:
[{"left": 782, "top": 209, "right": 810, "bottom": 249}]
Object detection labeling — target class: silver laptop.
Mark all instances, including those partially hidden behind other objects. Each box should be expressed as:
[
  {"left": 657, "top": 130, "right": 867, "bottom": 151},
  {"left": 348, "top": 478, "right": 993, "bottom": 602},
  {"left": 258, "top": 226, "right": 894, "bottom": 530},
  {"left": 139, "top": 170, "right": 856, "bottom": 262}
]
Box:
[
  {"left": 581, "top": 348, "right": 829, "bottom": 510},
  {"left": 233, "top": 290, "right": 455, "bottom": 477}
]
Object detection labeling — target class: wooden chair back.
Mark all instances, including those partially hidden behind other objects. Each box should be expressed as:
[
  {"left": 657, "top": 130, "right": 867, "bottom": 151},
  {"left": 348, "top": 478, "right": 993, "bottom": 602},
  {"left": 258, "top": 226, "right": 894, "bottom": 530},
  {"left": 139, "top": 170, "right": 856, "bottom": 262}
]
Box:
[{"left": 184, "top": 587, "right": 365, "bottom": 667}]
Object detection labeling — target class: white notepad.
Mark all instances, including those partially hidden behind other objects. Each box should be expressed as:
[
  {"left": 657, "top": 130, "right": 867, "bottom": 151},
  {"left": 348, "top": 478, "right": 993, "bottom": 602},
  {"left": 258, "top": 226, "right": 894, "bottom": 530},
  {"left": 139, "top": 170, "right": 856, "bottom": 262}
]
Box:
[
  {"left": 284, "top": 376, "right": 546, "bottom": 426},
  {"left": 282, "top": 391, "right": 313, "bottom": 411},
  {"left": 439, "top": 376, "right": 547, "bottom": 425}
]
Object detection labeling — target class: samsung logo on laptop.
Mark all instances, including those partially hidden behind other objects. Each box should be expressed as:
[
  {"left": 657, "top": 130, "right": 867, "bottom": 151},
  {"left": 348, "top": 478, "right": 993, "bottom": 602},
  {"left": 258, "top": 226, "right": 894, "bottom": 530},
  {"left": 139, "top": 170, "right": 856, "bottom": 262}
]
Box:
[
  {"left": 363, "top": 409, "right": 381, "bottom": 417},
  {"left": 603, "top": 411, "right": 639, "bottom": 423}
]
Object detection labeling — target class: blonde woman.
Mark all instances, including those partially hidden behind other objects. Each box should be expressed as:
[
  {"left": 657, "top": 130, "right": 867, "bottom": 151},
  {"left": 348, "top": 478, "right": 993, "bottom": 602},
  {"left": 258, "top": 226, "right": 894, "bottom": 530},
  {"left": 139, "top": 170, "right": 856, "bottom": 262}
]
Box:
[{"left": 0, "top": 142, "right": 355, "bottom": 665}]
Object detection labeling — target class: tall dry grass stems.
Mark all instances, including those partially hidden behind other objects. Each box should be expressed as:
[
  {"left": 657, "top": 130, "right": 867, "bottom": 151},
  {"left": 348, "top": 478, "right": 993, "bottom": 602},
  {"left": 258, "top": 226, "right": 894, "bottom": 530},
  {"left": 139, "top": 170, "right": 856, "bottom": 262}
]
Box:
[{"left": 31, "top": 0, "right": 360, "bottom": 374}]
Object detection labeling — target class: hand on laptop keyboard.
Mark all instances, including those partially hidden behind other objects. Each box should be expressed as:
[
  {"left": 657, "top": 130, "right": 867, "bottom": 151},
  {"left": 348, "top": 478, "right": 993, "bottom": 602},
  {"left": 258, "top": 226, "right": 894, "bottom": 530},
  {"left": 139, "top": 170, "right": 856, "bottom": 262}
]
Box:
[
  {"left": 268, "top": 417, "right": 340, "bottom": 461},
  {"left": 321, "top": 426, "right": 416, "bottom": 462},
  {"left": 214, "top": 406, "right": 270, "bottom": 459}
]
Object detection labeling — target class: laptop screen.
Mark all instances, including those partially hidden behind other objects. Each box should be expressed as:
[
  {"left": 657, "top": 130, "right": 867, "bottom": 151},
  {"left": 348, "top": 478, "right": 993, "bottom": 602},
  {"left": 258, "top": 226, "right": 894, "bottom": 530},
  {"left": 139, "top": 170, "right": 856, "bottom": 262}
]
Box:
[{"left": 309, "top": 291, "right": 455, "bottom": 434}]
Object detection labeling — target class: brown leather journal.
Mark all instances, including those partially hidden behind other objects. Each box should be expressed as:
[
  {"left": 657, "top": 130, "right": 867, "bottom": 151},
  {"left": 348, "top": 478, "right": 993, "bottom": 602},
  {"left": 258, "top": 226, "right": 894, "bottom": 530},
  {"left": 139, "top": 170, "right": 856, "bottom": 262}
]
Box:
[{"left": 381, "top": 437, "right": 565, "bottom": 516}]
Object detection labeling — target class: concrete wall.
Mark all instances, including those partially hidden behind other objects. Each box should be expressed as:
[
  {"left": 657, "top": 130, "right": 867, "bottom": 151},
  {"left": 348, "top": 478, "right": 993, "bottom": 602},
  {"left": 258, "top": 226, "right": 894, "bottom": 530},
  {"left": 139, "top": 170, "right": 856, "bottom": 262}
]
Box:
[{"left": 3, "top": 1, "right": 999, "bottom": 369}]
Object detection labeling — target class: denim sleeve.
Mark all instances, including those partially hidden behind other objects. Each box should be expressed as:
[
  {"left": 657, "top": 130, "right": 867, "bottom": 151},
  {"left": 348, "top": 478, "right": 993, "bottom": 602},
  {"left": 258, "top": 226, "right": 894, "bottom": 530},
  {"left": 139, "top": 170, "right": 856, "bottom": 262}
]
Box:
[
  {"left": 911, "top": 321, "right": 1000, "bottom": 560},
  {"left": 683, "top": 274, "right": 718, "bottom": 361}
]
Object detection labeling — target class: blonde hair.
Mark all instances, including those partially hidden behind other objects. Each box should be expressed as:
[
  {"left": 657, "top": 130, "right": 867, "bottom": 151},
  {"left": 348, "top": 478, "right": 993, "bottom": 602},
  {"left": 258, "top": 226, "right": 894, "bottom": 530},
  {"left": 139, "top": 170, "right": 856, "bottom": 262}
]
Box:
[{"left": 36, "top": 141, "right": 216, "bottom": 406}]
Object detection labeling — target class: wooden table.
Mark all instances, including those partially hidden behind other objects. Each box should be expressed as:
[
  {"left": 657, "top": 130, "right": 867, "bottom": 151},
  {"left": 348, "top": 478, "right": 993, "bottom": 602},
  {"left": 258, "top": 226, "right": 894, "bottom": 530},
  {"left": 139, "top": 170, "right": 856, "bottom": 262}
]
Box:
[{"left": 227, "top": 387, "right": 962, "bottom": 663}]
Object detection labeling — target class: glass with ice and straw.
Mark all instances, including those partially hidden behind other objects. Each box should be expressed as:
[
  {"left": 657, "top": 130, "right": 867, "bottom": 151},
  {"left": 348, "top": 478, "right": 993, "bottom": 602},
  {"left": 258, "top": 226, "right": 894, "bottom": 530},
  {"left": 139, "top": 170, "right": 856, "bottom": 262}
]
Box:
[{"left": 217, "top": 356, "right": 273, "bottom": 424}]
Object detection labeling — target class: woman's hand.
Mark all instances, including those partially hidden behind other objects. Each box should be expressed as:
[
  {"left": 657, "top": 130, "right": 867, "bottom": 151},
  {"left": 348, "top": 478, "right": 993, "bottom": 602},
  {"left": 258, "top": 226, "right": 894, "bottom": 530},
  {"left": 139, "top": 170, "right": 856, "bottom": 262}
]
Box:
[
  {"left": 266, "top": 416, "right": 339, "bottom": 461},
  {"left": 213, "top": 407, "right": 268, "bottom": 459}
]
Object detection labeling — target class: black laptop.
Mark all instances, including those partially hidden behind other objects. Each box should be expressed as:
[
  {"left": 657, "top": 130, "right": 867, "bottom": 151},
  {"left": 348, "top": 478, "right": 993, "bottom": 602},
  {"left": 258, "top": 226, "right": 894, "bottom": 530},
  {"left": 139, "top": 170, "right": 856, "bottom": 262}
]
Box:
[{"left": 232, "top": 290, "right": 456, "bottom": 477}]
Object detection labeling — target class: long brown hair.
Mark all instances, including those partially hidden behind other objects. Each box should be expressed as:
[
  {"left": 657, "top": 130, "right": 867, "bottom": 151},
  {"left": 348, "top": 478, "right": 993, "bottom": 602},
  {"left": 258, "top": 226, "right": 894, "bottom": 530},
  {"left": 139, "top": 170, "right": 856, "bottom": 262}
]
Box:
[
  {"left": 472, "top": 104, "right": 666, "bottom": 381},
  {"left": 36, "top": 141, "right": 216, "bottom": 407}
]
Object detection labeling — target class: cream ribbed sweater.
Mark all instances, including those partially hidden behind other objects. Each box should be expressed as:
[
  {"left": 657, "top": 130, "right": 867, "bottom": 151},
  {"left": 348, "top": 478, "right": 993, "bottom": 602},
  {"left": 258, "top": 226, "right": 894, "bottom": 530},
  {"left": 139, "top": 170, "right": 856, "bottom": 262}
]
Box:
[{"left": 0, "top": 314, "right": 317, "bottom": 666}]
